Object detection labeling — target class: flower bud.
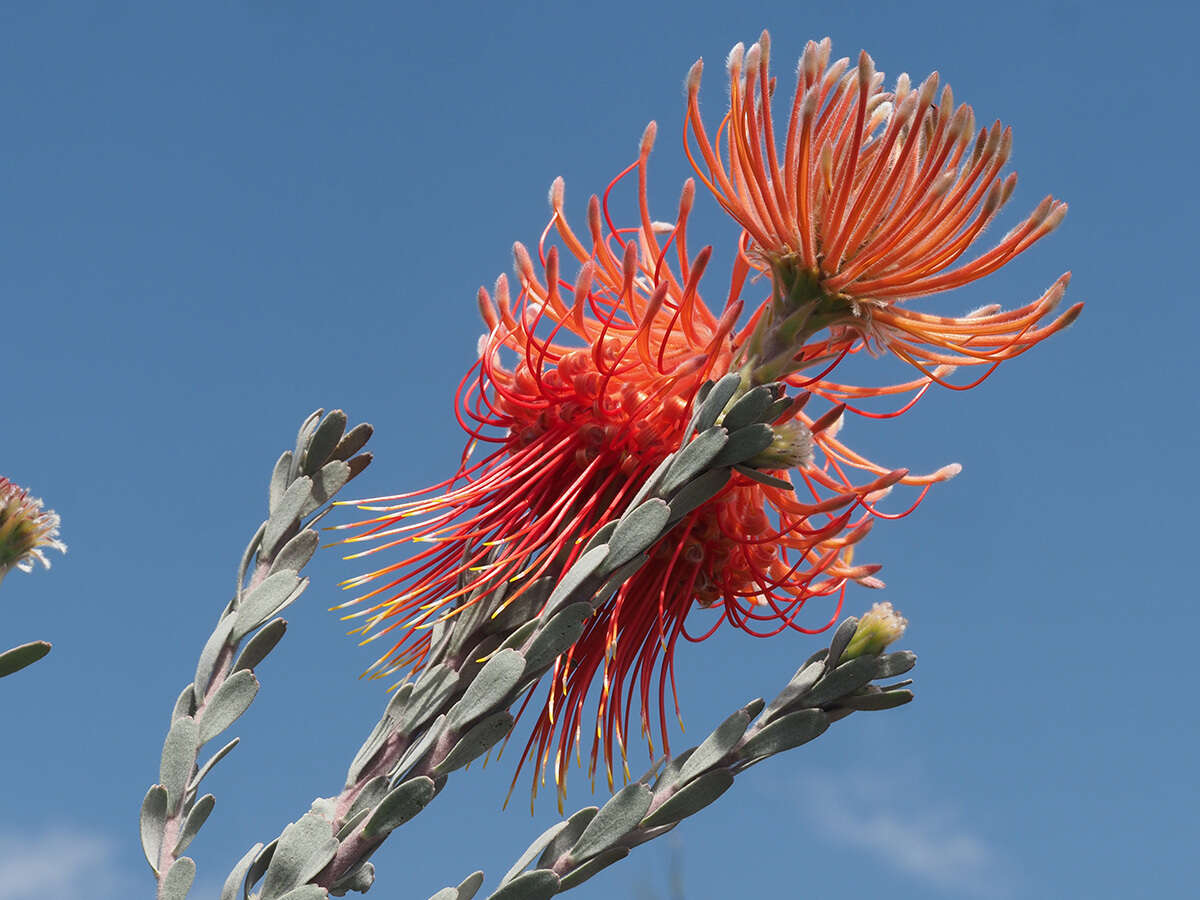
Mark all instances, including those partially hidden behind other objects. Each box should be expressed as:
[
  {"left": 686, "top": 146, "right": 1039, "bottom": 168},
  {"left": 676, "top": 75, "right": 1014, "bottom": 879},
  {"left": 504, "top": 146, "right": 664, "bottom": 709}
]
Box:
[
  {"left": 841, "top": 602, "right": 907, "bottom": 659},
  {"left": 0, "top": 478, "right": 66, "bottom": 584}
]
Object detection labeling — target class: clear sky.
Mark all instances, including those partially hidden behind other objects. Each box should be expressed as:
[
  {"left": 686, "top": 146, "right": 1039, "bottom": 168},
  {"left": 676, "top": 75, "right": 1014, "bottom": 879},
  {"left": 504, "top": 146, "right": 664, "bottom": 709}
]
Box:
[{"left": 2, "top": 2, "right": 1195, "bottom": 898}]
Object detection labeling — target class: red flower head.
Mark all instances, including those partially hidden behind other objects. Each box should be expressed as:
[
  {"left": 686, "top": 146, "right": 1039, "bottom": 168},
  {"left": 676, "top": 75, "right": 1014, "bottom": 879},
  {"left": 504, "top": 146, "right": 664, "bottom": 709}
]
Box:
[
  {"left": 337, "top": 34, "right": 1077, "bottom": 802},
  {"left": 336, "top": 122, "right": 951, "bottom": 802},
  {"left": 685, "top": 33, "right": 1081, "bottom": 393}
]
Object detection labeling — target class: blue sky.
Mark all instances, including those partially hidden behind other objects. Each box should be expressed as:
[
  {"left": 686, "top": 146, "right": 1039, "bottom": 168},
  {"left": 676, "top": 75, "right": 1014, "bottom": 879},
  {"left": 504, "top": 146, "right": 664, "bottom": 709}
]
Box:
[{"left": 2, "top": 2, "right": 1195, "bottom": 898}]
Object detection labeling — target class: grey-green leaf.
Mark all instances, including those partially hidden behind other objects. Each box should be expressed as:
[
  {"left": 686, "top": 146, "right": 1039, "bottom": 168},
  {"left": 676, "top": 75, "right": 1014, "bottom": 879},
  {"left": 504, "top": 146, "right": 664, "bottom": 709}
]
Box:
[
  {"left": 803, "top": 655, "right": 879, "bottom": 708},
  {"left": 260, "top": 813, "right": 338, "bottom": 900},
  {"left": 665, "top": 468, "right": 732, "bottom": 521},
  {"left": 302, "top": 409, "right": 347, "bottom": 474},
  {"left": 640, "top": 769, "right": 734, "bottom": 828},
  {"left": 190, "top": 737, "right": 240, "bottom": 791},
  {"left": 268, "top": 451, "right": 294, "bottom": 515},
  {"left": 232, "top": 570, "right": 302, "bottom": 642},
  {"left": 569, "top": 783, "right": 653, "bottom": 859},
  {"left": 140, "top": 785, "right": 168, "bottom": 871},
  {"left": 220, "top": 842, "right": 263, "bottom": 900},
  {"left": 875, "top": 650, "right": 917, "bottom": 679},
  {"left": 522, "top": 602, "right": 592, "bottom": 673},
  {"left": 0, "top": 640, "right": 51, "bottom": 677},
  {"left": 720, "top": 384, "right": 776, "bottom": 431},
  {"left": 433, "top": 711, "right": 514, "bottom": 774},
  {"left": 834, "top": 688, "right": 914, "bottom": 711},
  {"left": 235, "top": 619, "right": 288, "bottom": 673},
  {"left": 301, "top": 459, "right": 351, "bottom": 517},
  {"left": 264, "top": 476, "right": 312, "bottom": 556},
  {"left": 160, "top": 716, "right": 199, "bottom": 811},
  {"left": 457, "top": 871, "right": 485, "bottom": 900},
  {"left": 276, "top": 887, "right": 330, "bottom": 900},
  {"left": 161, "top": 857, "right": 196, "bottom": 900},
  {"left": 363, "top": 776, "right": 436, "bottom": 838},
  {"left": 447, "top": 649, "right": 525, "bottom": 730},
  {"left": 537, "top": 806, "right": 598, "bottom": 869},
  {"left": 762, "top": 659, "right": 825, "bottom": 722},
  {"left": 541, "top": 544, "right": 608, "bottom": 620},
  {"left": 732, "top": 464, "right": 794, "bottom": 490},
  {"left": 271, "top": 529, "right": 320, "bottom": 575},
  {"left": 394, "top": 713, "right": 446, "bottom": 777},
  {"left": 486, "top": 870, "right": 560, "bottom": 900},
  {"left": 738, "top": 709, "right": 829, "bottom": 762},
  {"left": 171, "top": 683, "right": 197, "bottom": 723},
  {"left": 694, "top": 372, "right": 741, "bottom": 433},
  {"left": 198, "top": 669, "right": 259, "bottom": 745},
  {"left": 661, "top": 427, "right": 729, "bottom": 496},
  {"left": 193, "top": 614, "right": 236, "bottom": 705},
  {"left": 710, "top": 423, "right": 775, "bottom": 468},
  {"left": 395, "top": 665, "right": 459, "bottom": 736},
  {"left": 502, "top": 821, "right": 570, "bottom": 885},
  {"left": 173, "top": 794, "right": 215, "bottom": 856},
  {"left": 676, "top": 704, "right": 756, "bottom": 785},
  {"left": 558, "top": 846, "right": 630, "bottom": 891},
  {"left": 604, "top": 499, "right": 670, "bottom": 571},
  {"left": 332, "top": 422, "right": 373, "bottom": 462},
  {"left": 827, "top": 615, "right": 860, "bottom": 666}
]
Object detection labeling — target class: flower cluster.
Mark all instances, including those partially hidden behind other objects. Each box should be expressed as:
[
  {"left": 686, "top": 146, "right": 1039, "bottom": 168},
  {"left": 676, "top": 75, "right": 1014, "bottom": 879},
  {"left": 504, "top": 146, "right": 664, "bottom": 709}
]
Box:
[
  {"left": 0, "top": 477, "right": 66, "bottom": 583},
  {"left": 336, "top": 33, "right": 1077, "bottom": 795}
]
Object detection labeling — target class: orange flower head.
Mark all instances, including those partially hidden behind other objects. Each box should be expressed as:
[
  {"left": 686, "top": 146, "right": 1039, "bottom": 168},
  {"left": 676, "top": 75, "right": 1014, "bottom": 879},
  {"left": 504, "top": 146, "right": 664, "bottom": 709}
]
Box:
[
  {"left": 334, "top": 123, "right": 941, "bottom": 802},
  {"left": 685, "top": 33, "right": 1081, "bottom": 391}
]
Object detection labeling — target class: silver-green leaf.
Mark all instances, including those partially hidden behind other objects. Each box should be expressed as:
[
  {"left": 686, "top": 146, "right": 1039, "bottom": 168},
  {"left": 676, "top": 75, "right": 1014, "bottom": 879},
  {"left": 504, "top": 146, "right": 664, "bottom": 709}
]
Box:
[
  {"left": 433, "top": 711, "right": 514, "bottom": 775},
  {"left": 260, "top": 813, "right": 338, "bottom": 900},
  {"left": 232, "top": 570, "right": 302, "bottom": 642},
  {"left": 446, "top": 649, "right": 525, "bottom": 730},
  {"left": 558, "top": 846, "right": 630, "bottom": 891},
  {"left": 264, "top": 476, "right": 312, "bottom": 556},
  {"left": 676, "top": 703, "right": 756, "bottom": 785},
  {"left": 738, "top": 709, "right": 829, "bottom": 762},
  {"left": 161, "top": 857, "right": 196, "bottom": 900},
  {"left": 569, "top": 783, "right": 653, "bottom": 860},
  {"left": 302, "top": 409, "right": 347, "bottom": 474},
  {"left": 660, "top": 427, "right": 728, "bottom": 496},
  {"left": 0, "top": 640, "right": 51, "bottom": 677},
  {"left": 173, "top": 794, "right": 215, "bottom": 856},
  {"left": 363, "top": 776, "right": 437, "bottom": 838},
  {"left": 537, "top": 806, "right": 598, "bottom": 869},
  {"left": 189, "top": 737, "right": 240, "bottom": 791},
  {"left": 220, "top": 842, "right": 263, "bottom": 900},
  {"left": 198, "top": 669, "right": 259, "bottom": 745},
  {"left": 640, "top": 769, "right": 733, "bottom": 828},
  {"left": 160, "top": 716, "right": 199, "bottom": 811},
  {"left": 522, "top": 602, "right": 592, "bottom": 673},
  {"left": 235, "top": 619, "right": 288, "bottom": 673},
  {"left": 486, "top": 870, "right": 560, "bottom": 900},
  {"left": 271, "top": 529, "right": 320, "bottom": 575},
  {"left": 501, "top": 821, "right": 570, "bottom": 885},
  {"left": 604, "top": 499, "right": 670, "bottom": 571},
  {"left": 140, "top": 785, "right": 168, "bottom": 871}
]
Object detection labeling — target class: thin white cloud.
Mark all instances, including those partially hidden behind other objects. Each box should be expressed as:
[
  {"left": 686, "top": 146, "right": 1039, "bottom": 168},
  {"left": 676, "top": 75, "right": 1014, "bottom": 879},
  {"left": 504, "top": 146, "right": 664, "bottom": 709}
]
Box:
[
  {"left": 800, "top": 772, "right": 1012, "bottom": 898},
  {"left": 0, "top": 828, "right": 129, "bottom": 900}
]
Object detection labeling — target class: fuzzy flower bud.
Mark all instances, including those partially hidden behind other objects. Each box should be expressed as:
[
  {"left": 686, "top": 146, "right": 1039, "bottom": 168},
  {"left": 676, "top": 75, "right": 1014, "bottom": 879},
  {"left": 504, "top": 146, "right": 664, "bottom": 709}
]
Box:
[
  {"left": 841, "top": 602, "right": 907, "bottom": 659},
  {"left": 0, "top": 478, "right": 66, "bottom": 584},
  {"left": 748, "top": 420, "right": 815, "bottom": 470}
]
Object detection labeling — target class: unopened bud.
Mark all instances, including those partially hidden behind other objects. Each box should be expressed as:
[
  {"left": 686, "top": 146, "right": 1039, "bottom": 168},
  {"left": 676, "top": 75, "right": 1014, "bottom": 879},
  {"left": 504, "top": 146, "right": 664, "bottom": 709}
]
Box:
[
  {"left": 841, "top": 602, "right": 908, "bottom": 659},
  {"left": 748, "top": 420, "right": 815, "bottom": 470},
  {"left": 0, "top": 478, "right": 66, "bottom": 583}
]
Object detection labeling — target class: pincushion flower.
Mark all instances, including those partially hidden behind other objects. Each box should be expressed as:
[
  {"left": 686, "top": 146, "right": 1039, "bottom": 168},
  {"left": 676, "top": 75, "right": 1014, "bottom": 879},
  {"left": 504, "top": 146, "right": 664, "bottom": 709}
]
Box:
[
  {"left": 685, "top": 33, "right": 1081, "bottom": 395},
  {"left": 336, "top": 123, "right": 950, "bottom": 798},
  {"left": 0, "top": 477, "right": 66, "bottom": 584}
]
